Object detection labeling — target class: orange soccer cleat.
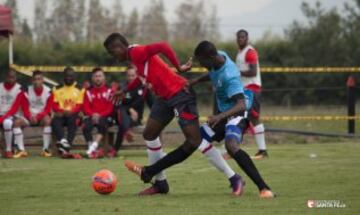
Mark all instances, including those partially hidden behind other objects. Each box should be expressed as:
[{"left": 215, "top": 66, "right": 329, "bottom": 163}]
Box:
[
  {"left": 124, "top": 160, "right": 143, "bottom": 177},
  {"left": 259, "top": 189, "right": 276, "bottom": 199},
  {"left": 13, "top": 150, "right": 28, "bottom": 159}
]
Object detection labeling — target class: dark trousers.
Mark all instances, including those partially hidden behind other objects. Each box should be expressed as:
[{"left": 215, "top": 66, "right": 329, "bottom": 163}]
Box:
[
  {"left": 114, "top": 106, "right": 132, "bottom": 151},
  {"left": 51, "top": 114, "right": 78, "bottom": 145},
  {"left": 82, "top": 117, "right": 109, "bottom": 142}
]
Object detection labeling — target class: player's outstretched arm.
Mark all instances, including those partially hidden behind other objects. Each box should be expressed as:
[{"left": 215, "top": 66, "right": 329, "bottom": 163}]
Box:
[
  {"left": 144, "top": 42, "right": 192, "bottom": 73},
  {"left": 188, "top": 73, "right": 210, "bottom": 86}
]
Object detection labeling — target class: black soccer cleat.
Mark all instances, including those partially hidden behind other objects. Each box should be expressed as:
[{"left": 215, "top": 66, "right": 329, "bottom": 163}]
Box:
[{"left": 252, "top": 150, "right": 269, "bottom": 160}]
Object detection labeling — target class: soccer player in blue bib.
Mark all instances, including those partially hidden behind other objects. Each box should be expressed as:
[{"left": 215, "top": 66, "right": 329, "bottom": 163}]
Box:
[{"left": 190, "top": 41, "right": 275, "bottom": 198}]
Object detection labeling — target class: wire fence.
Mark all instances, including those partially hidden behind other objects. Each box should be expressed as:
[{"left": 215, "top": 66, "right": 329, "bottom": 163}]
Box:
[{"left": 10, "top": 64, "right": 360, "bottom": 136}]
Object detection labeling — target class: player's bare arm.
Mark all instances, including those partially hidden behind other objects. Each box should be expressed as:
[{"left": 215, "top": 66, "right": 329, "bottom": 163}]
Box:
[
  {"left": 208, "top": 95, "right": 246, "bottom": 127},
  {"left": 240, "top": 63, "right": 257, "bottom": 77},
  {"left": 189, "top": 73, "right": 210, "bottom": 86}
]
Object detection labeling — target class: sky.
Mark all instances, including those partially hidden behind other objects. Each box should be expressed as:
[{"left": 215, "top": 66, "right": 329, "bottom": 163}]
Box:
[{"left": 0, "top": 0, "right": 352, "bottom": 41}]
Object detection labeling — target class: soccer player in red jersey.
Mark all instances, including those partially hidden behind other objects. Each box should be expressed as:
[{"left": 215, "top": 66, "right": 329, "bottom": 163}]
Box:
[
  {"left": 104, "top": 33, "right": 243, "bottom": 196},
  {"left": 21, "top": 71, "right": 53, "bottom": 158},
  {"left": 0, "top": 70, "right": 28, "bottom": 158},
  {"left": 104, "top": 33, "right": 202, "bottom": 194},
  {"left": 236, "top": 29, "right": 268, "bottom": 159}
]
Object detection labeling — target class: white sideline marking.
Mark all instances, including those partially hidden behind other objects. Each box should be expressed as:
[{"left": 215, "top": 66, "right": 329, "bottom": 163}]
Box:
[{"left": 0, "top": 167, "right": 35, "bottom": 173}]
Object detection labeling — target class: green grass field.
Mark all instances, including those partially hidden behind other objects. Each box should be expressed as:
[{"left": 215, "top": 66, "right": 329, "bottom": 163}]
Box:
[{"left": 1, "top": 140, "right": 359, "bottom": 215}]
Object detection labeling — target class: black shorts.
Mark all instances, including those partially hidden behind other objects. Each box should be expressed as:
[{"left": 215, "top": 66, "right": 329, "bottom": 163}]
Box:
[{"left": 149, "top": 89, "right": 199, "bottom": 127}]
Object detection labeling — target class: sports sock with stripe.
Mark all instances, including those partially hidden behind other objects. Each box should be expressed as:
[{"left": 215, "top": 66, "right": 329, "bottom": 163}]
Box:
[
  {"left": 254, "top": 124, "right": 266, "bottom": 150},
  {"left": 198, "top": 139, "right": 235, "bottom": 179},
  {"left": 146, "top": 137, "right": 166, "bottom": 181}
]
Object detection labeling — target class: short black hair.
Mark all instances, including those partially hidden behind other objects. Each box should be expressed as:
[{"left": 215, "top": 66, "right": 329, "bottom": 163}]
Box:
[
  {"left": 194, "top": 40, "right": 218, "bottom": 58},
  {"left": 103, "top": 33, "right": 129, "bottom": 49},
  {"left": 237, "top": 29, "right": 248, "bottom": 37},
  {"left": 126, "top": 64, "right": 136, "bottom": 71},
  {"left": 32, "top": 70, "right": 43, "bottom": 78},
  {"left": 64, "top": 67, "right": 75, "bottom": 74},
  {"left": 92, "top": 67, "right": 103, "bottom": 75}
]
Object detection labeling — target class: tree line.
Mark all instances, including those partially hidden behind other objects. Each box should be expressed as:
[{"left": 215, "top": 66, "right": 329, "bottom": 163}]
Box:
[{"left": 3, "top": 0, "right": 220, "bottom": 43}]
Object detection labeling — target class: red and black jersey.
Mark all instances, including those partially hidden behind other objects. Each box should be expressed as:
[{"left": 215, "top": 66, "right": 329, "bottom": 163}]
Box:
[{"left": 127, "top": 42, "right": 187, "bottom": 100}]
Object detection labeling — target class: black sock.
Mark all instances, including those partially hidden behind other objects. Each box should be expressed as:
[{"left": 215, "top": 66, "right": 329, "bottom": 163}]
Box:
[
  {"left": 232, "top": 149, "right": 270, "bottom": 191},
  {"left": 145, "top": 145, "right": 192, "bottom": 177}
]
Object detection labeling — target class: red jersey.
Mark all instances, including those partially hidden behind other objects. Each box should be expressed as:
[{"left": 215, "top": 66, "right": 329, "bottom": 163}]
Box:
[
  {"left": 83, "top": 84, "right": 114, "bottom": 117},
  {"left": 127, "top": 42, "right": 186, "bottom": 99}
]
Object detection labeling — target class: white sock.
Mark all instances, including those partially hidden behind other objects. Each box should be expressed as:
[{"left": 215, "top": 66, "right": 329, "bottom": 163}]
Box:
[
  {"left": 3, "top": 118, "right": 13, "bottom": 151},
  {"left": 146, "top": 137, "right": 166, "bottom": 181},
  {"left": 87, "top": 141, "right": 98, "bottom": 155},
  {"left": 43, "top": 126, "right": 52, "bottom": 150},
  {"left": 198, "top": 139, "right": 235, "bottom": 179},
  {"left": 254, "top": 124, "right": 266, "bottom": 150},
  {"left": 13, "top": 127, "right": 25, "bottom": 151}
]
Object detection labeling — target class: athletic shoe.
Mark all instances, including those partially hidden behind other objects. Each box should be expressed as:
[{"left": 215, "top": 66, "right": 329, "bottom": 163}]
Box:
[
  {"left": 259, "top": 189, "right": 276, "bottom": 198},
  {"left": 61, "top": 152, "right": 82, "bottom": 159},
  {"left": 107, "top": 148, "right": 117, "bottom": 158},
  {"left": 40, "top": 149, "right": 52, "bottom": 157},
  {"left": 56, "top": 139, "right": 71, "bottom": 154},
  {"left": 124, "top": 160, "right": 143, "bottom": 176},
  {"left": 13, "top": 150, "right": 28, "bottom": 159},
  {"left": 229, "top": 174, "right": 246, "bottom": 196},
  {"left": 88, "top": 149, "right": 105, "bottom": 159},
  {"left": 252, "top": 150, "right": 269, "bottom": 160},
  {"left": 124, "top": 160, "right": 152, "bottom": 183},
  {"left": 3, "top": 151, "right": 13, "bottom": 159},
  {"left": 71, "top": 153, "right": 83, "bottom": 159},
  {"left": 86, "top": 142, "right": 98, "bottom": 156},
  {"left": 138, "top": 180, "right": 170, "bottom": 196}
]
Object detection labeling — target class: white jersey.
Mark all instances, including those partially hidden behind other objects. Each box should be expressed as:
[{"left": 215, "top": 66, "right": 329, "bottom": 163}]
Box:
[
  {"left": 26, "top": 85, "right": 51, "bottom": 116},
  {"left": 236, "top": 45, "right": 262, "bottom": 89},
  {"left": 0, "top": 83, "right": 22, "bottom": 116}
]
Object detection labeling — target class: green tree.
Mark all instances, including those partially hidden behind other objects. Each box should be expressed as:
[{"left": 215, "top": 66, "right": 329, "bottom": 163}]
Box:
[
  {"left": 124, "top": 8, "right": 139, "bottom": 42},
  {"left": 285, "top": 2, "right": 345, "bottom": 66},
  {"left": 73, "top": 0, "right": 86, "bottom": 42},
  {"left": 86, "top": 0, "right": 111, "bottom": 42},
  {"left": 49, "top": 0, "right": 79, "bottom": 42},
  {"left": 108, "top": 0, "right": 126, "bottom": 33},
  {"left": 34, "top": 0, "right": 49, "bottom": 42},
  {"left": 342, "top": 0, "right": 360, "bottom": 66},
  {"left": 20, "top": 19, "right": 32, "bottom": 40},
  {"left": 172, "top": 0, "right": 206, "bottom": 42},
  {"left": 4, "top": 0, "right": 21, "bottom": 33},
  {"left": 140, "top": 0, "right": 168, "bottom": 42},
  {"left": 206, "top": 5, "right": 221, "bottom": 42}
]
